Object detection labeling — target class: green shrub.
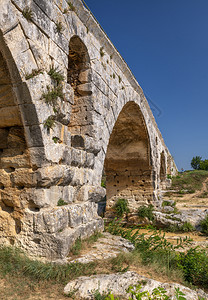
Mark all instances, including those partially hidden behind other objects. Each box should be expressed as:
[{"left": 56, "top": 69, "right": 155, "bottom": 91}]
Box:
[
  {"left": 200, "top": 214, "right": 208, "bottom": 235},
  {"left": 162, "top": 200, "right": 176, "bottom": 208},
  {"left": 167, "top": 222, "right": 195, "bottom": 233},
  {"left": 114, "top": 198, "right": 129, "bottom": 217},
  {"left": 177, "top": 248, "right": 208, "bottom": 286},
  {"left": 138, "top": 205, "right": 154, "bottom": 221},
  {"left": 57, "top": 198, "right": 68, "bottom": 206}
]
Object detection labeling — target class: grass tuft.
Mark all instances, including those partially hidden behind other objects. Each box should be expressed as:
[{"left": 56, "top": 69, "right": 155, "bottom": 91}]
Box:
[
  {"left": 48, "top": 66, "right": 64, "bottom": 85},
  {"left": 55, "top": 21, "right": 63, "bottom": 33},
  {"left": 0, "top": 245, "right": 95, "bottom": 283},
  {"left": 42, "top": 85, "right": 64, "bottom": 108},
  {"left": 25, "top": 69, "right": 43, "bottom": 80},
  {"left": 22, "top": 7, "right": 33, "bottom": 21},
  {"left": 67, "top": 2, "right": 76, "bottom": 11}
]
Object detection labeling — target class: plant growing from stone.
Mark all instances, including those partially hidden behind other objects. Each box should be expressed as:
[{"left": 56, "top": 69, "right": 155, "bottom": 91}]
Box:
[
  {"left": 114, "top": 198, "right": 129, "bottom": 217},
  {"left": 57, "top": 198, "right": 68, "bottom": 206},
  {"left": 22, "top": 7, "right": 33, "bottom": 21},
  {"left": 52, "top": 136, "right": 61, "bottom": 144},
  {"left": 43, "top": 116, "right": 56, "bottom": 130},
  {"left": 55, "top": 21, "right": 63, "bottom": 34},
  {"left": 67, "top": 2, "right": 76, "bottom": 11},
  {"left": 25, "top": 68, "right": 43, "bottom": 80},
  {"left": 42, "top": 85, "right": 64, "bottom": 108},
  {"left": 48, "top": 66, "right": 64, "bottom": 85}
]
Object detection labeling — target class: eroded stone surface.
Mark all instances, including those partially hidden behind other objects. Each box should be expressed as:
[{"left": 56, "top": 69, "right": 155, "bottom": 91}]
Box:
[
  {"left": 68, "top": 232, "right": 134, "bottom": 263},
  {"left": 64, "top": 271, "right": 208, "bottom": 299}
]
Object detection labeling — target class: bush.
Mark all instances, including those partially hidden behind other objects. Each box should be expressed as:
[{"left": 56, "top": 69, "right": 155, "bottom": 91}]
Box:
[
  {"left": 138, "top": 205, "right": 154, "bottom": 221},
  {"left": 114, "top": 198, "right": 129, "bottom": 217},
  {"left": 167, "top": 222, "right": 195, "bottom": 233},
  {"left": 177, "top": 248, "right": 208, "bottom": 286},
  {"left": 200, "top": 214, "right": 208, "bottom": 235}
]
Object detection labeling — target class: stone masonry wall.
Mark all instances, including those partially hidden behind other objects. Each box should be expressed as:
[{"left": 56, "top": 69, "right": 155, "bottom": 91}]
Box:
[{"left": 0, "top": 0, "right": 177, "bottom": 259}]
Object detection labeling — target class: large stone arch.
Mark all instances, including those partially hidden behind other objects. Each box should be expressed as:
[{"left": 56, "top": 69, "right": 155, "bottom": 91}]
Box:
[
  {"left": 0, "top": 29, "right": 45, "bottom": 244},
  {"left": 103, "top": 101, "right": 153, "bottom": 214}
]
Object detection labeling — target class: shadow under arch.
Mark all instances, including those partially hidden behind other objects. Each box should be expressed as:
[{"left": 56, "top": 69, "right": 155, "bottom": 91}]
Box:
[
  {"left": 160, "top": 150, "right": 166, "bottom": 185},
  {"left": 104, "top": 101, "right": 154, "bottom": 214},
  {"left": 68, "top": 35, "right": 93, "bottom": 136},
  {"left": 0, "top": 30, "right": 45, "bottom": 240}
]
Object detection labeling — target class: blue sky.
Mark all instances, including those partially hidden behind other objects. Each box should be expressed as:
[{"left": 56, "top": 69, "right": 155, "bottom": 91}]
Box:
[{"left": 84, "top": 0, "right": 208, "bottom": 171}]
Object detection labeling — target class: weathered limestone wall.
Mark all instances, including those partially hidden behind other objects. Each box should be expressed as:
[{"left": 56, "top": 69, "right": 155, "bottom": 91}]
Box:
[{"left": 0, "top": 0, "right": 177, "bottom": 259}]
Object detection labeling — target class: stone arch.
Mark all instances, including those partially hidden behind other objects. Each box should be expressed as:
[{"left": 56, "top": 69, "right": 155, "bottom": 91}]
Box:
[
  {"left": 68, "top": 35, "right": 93, "bottom": 136},
  {"left": 104, "top": 101, "right": 154, "bottom": 214},
  {"left": 0, "top": 31, "right": 44, "bottom": 243},
  {"left": 160, "top": 150, "right": 166, "bottom": 182}
]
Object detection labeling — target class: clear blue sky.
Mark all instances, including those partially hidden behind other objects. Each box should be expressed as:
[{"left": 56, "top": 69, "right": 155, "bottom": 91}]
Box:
[{"left": 84, "top": 0, "right": 208, "bottom": 171}]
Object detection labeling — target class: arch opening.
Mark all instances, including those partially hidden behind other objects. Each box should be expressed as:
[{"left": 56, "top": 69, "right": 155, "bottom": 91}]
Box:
[
  {"left": 67, "top": 36, "right": 93, "bottom": 136},
  {"left": 160, "top": 151, "right": 166, "bottom": 182},
  {"left": 0, "top": 49, "right": 30, "bottom": 240},
  {"left": 104, "top": 102, "right": 153, "bottom": 214}
]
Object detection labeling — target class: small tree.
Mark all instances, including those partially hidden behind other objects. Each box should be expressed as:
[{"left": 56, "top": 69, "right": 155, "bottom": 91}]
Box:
[
  {"left": 191, "top": 156, "right": 202, "bottom": 170},
  {"left": 200, "top": 159, "right": 208, "bottom": 171}
]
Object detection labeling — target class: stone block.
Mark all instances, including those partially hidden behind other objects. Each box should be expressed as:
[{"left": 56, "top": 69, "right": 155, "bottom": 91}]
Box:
[
  {"left": 62, "top": 82, "right": 74, "bottom": 105},
  {"left": 0, "top": 1, "right": 18, "bottom": 34},
  {"left": 0, "top": 128, "right": 9, "bottom": 149},
  {"left": 79, "top": 69, "right": 92, "bottom": 83},
  {"left": 33, "top": 186, "right": 64, "bottom": 208},
  {"left": 71, "top": 148, "right": 83, "bottom": 167},
  {"left": 71, "top": 135, "right": 85, "bottom": 149},
  {"left": 77, "top": 83, "right": 92, "bottom": 96},
  {"left": 24, "top": 125, "right": 44, "bottom": 148},
  {"left": 0, "top": 106, "right": 22, "bottom": 127},
  {"left": 28, "top": 147, "right": 47, "bottom": 168},
  {"left": 84, "top": 153, "right": 95, "bottom": 169},
  {"left": 62, "top": 186, "right": 76, "bottom": 203},
  {"left": 70, "top": 167, "right": 85, "bottom": 186},
  {"left": 43, "top": 207, "right": 69, "bottom": 233},
  {"left": 68, "top": 202, "right": 97, "bottom": 228}
]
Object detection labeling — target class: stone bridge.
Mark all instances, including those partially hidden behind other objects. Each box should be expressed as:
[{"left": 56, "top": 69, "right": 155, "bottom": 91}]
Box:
[{"left": 0, "top": 0, "right": 177, "bottom": 259}]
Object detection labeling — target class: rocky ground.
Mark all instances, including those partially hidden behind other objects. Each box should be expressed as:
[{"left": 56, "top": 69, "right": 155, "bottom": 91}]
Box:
[{"left": 1, "top": 171, "right": 208, "bottom": 299}]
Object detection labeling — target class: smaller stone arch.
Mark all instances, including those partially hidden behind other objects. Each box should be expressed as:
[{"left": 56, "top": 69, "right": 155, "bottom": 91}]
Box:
[
  {"left": 160, "top": 150, "right": 166, "bottom": 184},
  {"left": 68, "top": 36, "right": 93, "bottom": 136},
  {"left": 104, "top": 101, "right": 154, "bottom": 214}
]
